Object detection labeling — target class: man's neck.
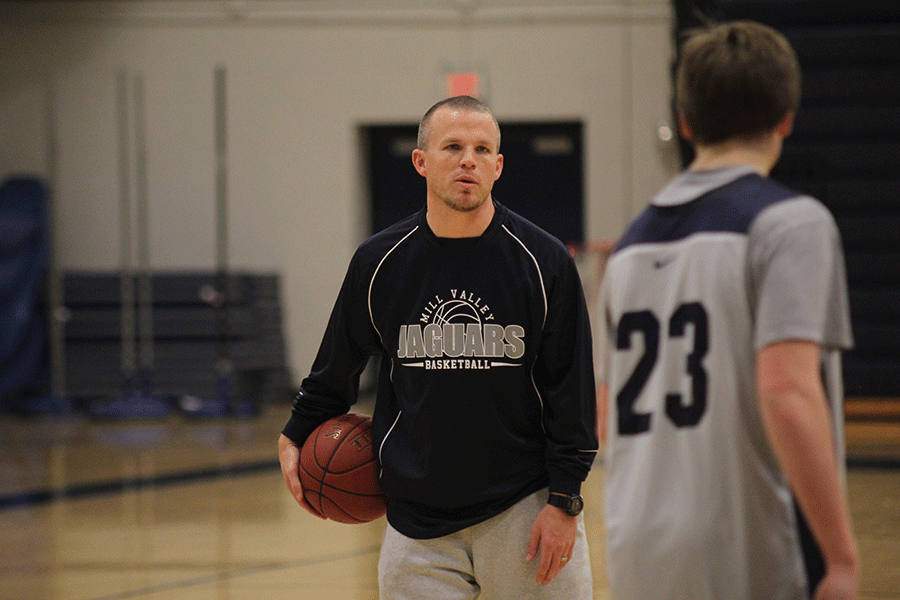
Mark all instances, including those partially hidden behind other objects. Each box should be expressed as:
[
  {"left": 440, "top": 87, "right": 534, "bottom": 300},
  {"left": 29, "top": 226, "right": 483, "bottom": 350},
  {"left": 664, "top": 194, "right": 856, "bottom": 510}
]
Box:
[
  {"left": 426, "top": 197, "right": 495, "bottom": 238},
  {"left": 689, "top": 134, "right": 781, "bottom": 175}
]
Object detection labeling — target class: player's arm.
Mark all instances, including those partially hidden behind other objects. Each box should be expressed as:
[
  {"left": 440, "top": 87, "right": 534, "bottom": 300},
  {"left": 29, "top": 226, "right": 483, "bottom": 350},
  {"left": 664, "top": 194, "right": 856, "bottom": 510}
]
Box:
[
  {"left": 526, "top": 251, "right": 598, "bottom": 585},
  {"left": 594, "top": 270, "right": 614, "bottom": 445},
  {"left": 279, "top": 252, "right": 379, "bottom": 516},
  {"left": 756, "top": 340, "right": 859, "bottom": 599},
  {"left": 535, "top": 252, "right": 599, "bottom": 487},
  {"left": 596, "top": 383, "right": 609, "bottom": 444}
]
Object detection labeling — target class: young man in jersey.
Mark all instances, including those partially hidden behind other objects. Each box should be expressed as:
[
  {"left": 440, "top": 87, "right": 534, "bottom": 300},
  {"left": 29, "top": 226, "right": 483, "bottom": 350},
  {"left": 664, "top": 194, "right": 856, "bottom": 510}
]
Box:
[
  {"left": 279, "top": 95, "right": 598, "bottom": 599},
  {"left": 596, "top": 21, "right": 859, "bottom": 600}
]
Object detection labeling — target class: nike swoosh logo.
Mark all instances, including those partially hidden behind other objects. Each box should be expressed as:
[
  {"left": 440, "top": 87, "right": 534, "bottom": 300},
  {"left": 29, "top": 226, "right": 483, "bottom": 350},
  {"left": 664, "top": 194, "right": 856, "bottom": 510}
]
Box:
[{"left": 653, "top": 256, "right": 676, "bottom": 269}]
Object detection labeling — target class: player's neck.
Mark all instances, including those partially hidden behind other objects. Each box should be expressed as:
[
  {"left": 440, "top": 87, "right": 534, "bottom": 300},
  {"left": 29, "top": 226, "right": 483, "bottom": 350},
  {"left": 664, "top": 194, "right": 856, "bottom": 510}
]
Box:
[
  {"left": 689, "top": 134, "right": 782, "bottom": 176},
  {"left": 426, "top": 197, "right": 495, "bottom": 238}
]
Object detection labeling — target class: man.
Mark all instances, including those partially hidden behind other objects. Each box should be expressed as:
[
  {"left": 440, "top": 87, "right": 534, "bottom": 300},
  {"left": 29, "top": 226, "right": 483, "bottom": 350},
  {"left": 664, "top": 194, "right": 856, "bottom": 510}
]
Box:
[
  {"left": 279, "top": 95, "right": 597, "bottom": 599},
  {"left": 596, "top": 21, "right": 859, "bottom": 600}
]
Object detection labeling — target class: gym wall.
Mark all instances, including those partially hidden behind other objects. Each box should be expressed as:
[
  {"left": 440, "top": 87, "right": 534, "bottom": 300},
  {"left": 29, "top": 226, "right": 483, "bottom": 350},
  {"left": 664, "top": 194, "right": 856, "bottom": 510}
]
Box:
[{"left": 0, "top": 0, "right": 678, "bottom": 384}]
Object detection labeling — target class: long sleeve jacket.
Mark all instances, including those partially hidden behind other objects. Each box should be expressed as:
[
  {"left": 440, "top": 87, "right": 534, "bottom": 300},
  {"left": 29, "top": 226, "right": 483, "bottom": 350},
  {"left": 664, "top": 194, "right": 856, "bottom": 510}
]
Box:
[{"left": 283, "top": 202, "right": 598, "bottom": 539}]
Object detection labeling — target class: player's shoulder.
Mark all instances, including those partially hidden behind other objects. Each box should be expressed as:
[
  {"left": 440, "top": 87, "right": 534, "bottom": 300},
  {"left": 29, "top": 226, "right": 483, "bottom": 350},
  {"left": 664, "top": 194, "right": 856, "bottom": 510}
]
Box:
[
  {"left": 726, "top": 174, "right": 822, "bottom": 224},
  {"left": 613, "top": 172, "right": 823, "bottom": 254},
  {"left": 754, "top": 190, "right": 835, "bottom": 227},
  {"left": 700, "top": 172, "right": 836, "bottom": 235},
  {"left": 750, "top": 192, "right": 840, "bottom": 245}
]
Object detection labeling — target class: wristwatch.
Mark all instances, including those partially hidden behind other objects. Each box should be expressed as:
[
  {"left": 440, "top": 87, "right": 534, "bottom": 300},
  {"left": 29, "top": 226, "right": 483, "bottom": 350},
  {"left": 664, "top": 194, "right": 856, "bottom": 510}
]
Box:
[{"left": 547, "top": 492, "right": 584, "bottom": 516}]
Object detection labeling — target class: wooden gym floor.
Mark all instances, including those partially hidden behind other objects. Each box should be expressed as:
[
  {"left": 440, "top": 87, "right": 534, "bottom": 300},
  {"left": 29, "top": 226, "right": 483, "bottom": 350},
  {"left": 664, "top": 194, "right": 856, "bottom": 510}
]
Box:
[{"left": 1, "top": 398, "right": 898, "bottom": 600}]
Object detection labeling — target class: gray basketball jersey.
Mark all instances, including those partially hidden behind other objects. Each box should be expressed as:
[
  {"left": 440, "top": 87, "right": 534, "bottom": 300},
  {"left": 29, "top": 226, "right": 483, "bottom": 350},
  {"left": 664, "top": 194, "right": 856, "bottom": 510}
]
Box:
[{"left": 597, "top": 166, "right": 852, "bottom": 600}]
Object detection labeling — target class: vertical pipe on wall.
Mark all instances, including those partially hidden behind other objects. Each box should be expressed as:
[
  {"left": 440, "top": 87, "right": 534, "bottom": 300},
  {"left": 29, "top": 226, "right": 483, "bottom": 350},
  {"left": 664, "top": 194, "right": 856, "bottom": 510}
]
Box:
[
  {"left": 622, "top": 10, "right": 635, "bottom": 221},
  {"left": 116, "top": 68, "right": 137, "bottom": 390},
  {"left": 44, "top": 75, "right": 67, "bottom": 401},
  {"left": 133, "top": 72, "right": 155, "bottom": 393},
  {"left": 214, "top": 64, "right": 231, "bottom": 385}
]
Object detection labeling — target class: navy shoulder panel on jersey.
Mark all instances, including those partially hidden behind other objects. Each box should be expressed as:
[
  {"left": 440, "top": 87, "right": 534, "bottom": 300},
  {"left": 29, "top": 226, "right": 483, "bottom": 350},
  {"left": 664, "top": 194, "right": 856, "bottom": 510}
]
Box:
[{"left": 615, "top": 174, "right": 798, "bottom": 253}]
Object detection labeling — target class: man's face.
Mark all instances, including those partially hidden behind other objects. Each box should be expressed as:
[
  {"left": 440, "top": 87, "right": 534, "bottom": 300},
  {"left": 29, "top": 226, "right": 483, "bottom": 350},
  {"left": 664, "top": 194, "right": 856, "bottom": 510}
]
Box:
[{"left": 412, "top": 107, "right": 503, "bottom": 213}]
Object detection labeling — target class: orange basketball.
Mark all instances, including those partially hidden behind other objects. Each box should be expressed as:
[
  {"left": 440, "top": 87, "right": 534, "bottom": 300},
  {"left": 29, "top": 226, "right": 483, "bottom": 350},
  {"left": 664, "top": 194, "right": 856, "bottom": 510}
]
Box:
[{"left": 299, "top": 413, "right": 387, "bottom": 524}]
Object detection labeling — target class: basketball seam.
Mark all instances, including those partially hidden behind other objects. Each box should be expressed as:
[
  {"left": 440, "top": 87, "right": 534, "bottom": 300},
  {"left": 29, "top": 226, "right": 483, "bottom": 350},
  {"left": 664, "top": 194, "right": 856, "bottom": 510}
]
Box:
[
  {"left": 316, "top": 478, "right": 386, "bottom": 498},
  {"left": 318, "top": 418, "right": 369, "bottom": 474},
  {"left": 316, "top": 455, "right": 378, "bottom": 475},
  {"left": 319, "top": 496, "right": 366, "bottom": 524}
]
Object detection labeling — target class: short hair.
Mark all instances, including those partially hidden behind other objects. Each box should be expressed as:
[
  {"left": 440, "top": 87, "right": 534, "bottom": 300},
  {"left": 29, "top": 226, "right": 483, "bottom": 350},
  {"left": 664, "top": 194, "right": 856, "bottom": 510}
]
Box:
[
  {"left": 417, "top": 95, "right": 500, "bottom": 150},
  {"left": 675, "top": 20, "right": 801, "bottom": 145}
]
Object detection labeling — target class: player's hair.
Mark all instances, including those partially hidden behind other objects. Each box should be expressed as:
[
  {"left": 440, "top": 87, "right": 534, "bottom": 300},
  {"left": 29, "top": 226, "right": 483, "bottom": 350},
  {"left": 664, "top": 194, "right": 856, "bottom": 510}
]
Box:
[
  {"left": 417, "top": 95, "right": 501, "bottom": 150},
  {"left": 675, "top": 20, "right": 801, "bottom": 145}
]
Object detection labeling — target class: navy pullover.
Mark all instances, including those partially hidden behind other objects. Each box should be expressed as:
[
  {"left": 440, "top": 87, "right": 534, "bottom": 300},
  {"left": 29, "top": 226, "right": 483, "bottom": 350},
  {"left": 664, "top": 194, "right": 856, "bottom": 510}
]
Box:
[{"left": 283, "top": 202, "right": 598, "bottom": 539}]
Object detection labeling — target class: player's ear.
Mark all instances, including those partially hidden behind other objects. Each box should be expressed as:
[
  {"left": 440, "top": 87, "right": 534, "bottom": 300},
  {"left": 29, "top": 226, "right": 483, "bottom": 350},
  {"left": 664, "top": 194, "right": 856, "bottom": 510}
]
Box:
[
  {"left": 412, "top": 149, "right": 427, "bottom": 177},
  {"left": 494, "top": 153, "right": 503, "bottom": 181},
  {"left": 776, "top": 111, "right": 795, "bottom": 138},
  {"left": 677, "top": 112, "right": 694, "bottom": 142}
]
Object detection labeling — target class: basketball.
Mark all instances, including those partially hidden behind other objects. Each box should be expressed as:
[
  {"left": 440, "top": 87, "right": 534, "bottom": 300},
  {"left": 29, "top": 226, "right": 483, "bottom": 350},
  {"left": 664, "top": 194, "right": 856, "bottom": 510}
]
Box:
[{"left": 299, "top": 413, "right": 387, "bottom": 524}]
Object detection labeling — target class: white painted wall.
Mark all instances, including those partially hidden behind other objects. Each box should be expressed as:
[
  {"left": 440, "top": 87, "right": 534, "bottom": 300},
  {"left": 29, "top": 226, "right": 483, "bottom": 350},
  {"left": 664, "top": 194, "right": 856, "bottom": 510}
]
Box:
[{"left": 0, "top": 0, "right": 679, "bottom": 386}]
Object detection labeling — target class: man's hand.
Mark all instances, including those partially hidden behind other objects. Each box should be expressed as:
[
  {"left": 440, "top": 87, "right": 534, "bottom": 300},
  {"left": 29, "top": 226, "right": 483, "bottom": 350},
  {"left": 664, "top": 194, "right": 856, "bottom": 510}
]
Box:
[
  {"left": 525, "top": 504, "right": 576, "bottom": 585},
  {"left": 813, "top": 562, "right": 859, "bottom": 600},
  {"left": 278, "top": 433, "right": 326, "bottom": 519}
]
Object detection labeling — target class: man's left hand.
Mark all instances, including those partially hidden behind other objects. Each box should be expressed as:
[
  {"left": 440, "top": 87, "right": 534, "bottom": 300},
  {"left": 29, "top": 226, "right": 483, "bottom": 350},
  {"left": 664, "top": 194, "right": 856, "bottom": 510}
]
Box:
[{"left": 525, "top": 504, "right": 577, "bottom": 585}]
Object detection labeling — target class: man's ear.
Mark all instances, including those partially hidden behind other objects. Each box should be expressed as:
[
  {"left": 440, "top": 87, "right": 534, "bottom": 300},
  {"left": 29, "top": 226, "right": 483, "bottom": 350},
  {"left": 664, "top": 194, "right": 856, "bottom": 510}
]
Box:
[
  {"left": 776, "top": 111, "right": 795, "bottom": 138},
  {"left": 494, "top": 153, "right": 503, "bottom": 181},
  {"left": 677, "top": 112, "right": 694, "bottom": 142},
  {"left": 412, "top": 149, "right": 427, "bottom": 177}
]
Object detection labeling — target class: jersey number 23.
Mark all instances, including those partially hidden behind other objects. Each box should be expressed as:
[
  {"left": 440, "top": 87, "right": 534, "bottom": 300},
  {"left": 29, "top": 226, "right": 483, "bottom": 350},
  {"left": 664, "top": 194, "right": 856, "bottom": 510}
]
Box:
[{"left": 615, "top": 302, "right": 709, "bottom": 435}]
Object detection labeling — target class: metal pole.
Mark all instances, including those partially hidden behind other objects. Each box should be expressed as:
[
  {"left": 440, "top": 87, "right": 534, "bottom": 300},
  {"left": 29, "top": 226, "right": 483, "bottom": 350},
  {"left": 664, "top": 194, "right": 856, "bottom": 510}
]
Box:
[
  {"left": 133, "top": 72, "right": 154, "bottom": 391},
  {"left": 214, "top": 65, "right": 231, "bottom": 384},
  {"left": 117, "top": 68, "right": 136, "bottom": 390},
  {"left": 45, "top": 75, "right": 66, "bottom": 400}
]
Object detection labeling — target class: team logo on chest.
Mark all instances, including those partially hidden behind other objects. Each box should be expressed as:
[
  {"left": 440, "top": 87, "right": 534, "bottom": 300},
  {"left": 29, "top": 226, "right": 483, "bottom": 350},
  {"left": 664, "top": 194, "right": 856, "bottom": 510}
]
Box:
[{"left": 397, "top": 289, "right": 525, "bottom": 370}]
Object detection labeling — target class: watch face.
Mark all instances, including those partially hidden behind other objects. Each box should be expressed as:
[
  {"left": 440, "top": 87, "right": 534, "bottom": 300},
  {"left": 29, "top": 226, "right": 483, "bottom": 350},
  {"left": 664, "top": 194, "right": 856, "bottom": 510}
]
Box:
[
  {"left": 549, "top": 493, "right": 584, "bottom": 515},
  {"left": 570, "top": 496, "right": 584, "bottom": 515}
]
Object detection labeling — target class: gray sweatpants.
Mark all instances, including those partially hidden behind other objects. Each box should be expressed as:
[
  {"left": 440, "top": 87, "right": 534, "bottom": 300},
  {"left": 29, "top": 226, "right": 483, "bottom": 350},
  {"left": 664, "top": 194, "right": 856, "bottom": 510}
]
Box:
[{"left": 378, "top": 488, "right": 592, "bottom": 600}]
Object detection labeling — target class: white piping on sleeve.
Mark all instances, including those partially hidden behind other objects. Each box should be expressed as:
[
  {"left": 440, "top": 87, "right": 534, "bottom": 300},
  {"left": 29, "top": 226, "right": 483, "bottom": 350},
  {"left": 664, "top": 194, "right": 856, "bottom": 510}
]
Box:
[
  {"left": 502, "top": 224, "right": 549, "bottom": 434},
  {"left": 379, "top": 410, "right": 402, "bottom": 478},
  {"left": 501, "top": 225, "right": 547, "bottom": 326},
  {"left": 368, "top": 226, "right": 417, "bottom": 479},
  {"left": 368, "top": 226, "right": 418, "bottom": 343}
]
